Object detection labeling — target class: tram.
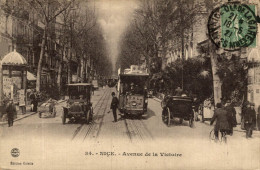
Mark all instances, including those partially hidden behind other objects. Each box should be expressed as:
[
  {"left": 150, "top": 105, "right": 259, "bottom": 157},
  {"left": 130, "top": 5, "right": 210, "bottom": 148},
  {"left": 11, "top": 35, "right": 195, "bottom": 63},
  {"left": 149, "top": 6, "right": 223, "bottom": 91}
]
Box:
[{"left": 117, "top": 65, "right": 149, "bottom": 117}]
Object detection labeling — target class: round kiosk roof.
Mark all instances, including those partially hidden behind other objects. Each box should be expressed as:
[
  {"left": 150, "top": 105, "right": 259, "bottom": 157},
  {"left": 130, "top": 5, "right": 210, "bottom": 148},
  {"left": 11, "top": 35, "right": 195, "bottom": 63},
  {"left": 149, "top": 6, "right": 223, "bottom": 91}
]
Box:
[{"left": 1, "top": 50, "right": 27, "bottom": 66}]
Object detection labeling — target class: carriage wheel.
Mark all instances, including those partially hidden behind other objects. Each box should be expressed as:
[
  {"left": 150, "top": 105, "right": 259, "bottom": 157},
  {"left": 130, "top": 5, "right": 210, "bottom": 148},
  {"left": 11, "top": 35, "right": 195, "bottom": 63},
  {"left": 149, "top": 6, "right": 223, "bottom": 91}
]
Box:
[
  {"left": 52, "top": 107, "right": 56, "bottom": 118},
  {"left": 167, "top": 108, "right": 171, "bottom": 127},
  {"left": 189, "top": 118, "right": 193, "bottom": 128},
  {"left": 86, "top": 110, "right": 91, "bottom": 124},
  {"left": 179, "top": 118, "right": 183, "bottom": 124},
  {"left": 201, "top": 109, "right": 205, "bottom": 122},
  {"left": 62, "top": 112, "right": 66, "bottom": 124},
  {"left": 162, "top": 108, "right": 167, "bottom": 124}
]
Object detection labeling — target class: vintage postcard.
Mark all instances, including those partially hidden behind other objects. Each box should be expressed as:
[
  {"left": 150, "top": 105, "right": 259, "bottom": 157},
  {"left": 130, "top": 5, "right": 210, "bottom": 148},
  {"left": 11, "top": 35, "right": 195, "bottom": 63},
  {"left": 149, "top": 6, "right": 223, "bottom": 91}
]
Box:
[{"left": 0, "top": 0, "right": 259, "bottom": 169}]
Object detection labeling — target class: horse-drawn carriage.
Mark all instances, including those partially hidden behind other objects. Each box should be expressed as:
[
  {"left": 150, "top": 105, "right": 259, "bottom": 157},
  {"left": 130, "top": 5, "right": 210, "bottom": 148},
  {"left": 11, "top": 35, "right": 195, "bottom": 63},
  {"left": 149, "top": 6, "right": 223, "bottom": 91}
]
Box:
[{"left": 161, "top": 95, "right": 194, "bottom": 127}]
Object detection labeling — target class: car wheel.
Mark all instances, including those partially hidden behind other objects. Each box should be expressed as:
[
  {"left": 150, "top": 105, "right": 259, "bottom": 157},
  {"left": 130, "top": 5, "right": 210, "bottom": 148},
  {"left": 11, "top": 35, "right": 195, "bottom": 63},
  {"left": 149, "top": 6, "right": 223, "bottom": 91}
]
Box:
[
  {"left": 167, "top": 108, "right": 171, "bottom": 127},
  {"left": 90, "top": 107, "right": 93, "bottom": 121},
  {"left": 86, "top": 110, "right": 90, "bottom": 124},
  {"left": 162, "top": 110, "right": 165, "bottom": 123}
]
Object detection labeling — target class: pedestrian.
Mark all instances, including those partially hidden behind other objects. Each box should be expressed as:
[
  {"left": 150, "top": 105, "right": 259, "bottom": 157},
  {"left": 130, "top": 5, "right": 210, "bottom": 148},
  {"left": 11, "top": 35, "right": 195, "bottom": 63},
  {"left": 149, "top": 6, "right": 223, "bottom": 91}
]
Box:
[
  {"left": 224, "top": 100, "right": 237, "bottom": 136},
  {"left": 242, "top": 102, "right": 256, "bottom": 138},
  {"left": 210, "top": 103, "right": 230, "bottom": 142},
  {"left": 29, "top": 90, "right": 36, "bottom": 112},
  {"left": 192, "top": 96, "right": 200, "bottom": 121},
  {"left": 6, "top": 99, "right": 16, "bottom": 127},
  {"left": 108, "top": 92, "right": 119, "bottom": 122},
  {"left": 32, "top": 92, "right": 38, "bottom": 112},
  {"left": 257, "top": 105, "right": 260, "bottom": 131}
]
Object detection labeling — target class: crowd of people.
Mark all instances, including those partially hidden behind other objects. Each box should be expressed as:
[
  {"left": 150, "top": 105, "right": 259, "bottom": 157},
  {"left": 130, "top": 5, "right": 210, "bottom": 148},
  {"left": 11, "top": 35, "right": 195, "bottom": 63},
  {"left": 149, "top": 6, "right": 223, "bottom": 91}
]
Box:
[
  {"left": 210, "top": 100, "right": 257, "bottom": 141},
  {"left": 172, "top": 86, "right": 258, "bottom": 140}
]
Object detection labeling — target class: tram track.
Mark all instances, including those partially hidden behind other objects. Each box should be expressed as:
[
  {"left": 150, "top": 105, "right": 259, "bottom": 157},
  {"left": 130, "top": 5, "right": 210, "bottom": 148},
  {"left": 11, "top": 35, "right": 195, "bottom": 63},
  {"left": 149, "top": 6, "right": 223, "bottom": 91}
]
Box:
[
  {"left": 72, "top": 88, "right": 154, "bottom": 143},
  {"left": 71, "top": 89, "right": 110, "bottom": 141},
  {"left": 124, "top": 115, "right": 154, "bottom": 142},
  {"left": 83, "top": 88, "right": 111, "bottom": 141}
]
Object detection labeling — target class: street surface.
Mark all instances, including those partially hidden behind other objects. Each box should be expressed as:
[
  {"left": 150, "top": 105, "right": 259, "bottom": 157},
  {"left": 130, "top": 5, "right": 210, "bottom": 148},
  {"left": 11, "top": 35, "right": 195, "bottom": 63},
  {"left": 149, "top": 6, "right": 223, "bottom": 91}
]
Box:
[{"left": 0, "top": 87, "right": 259, "bottom": 169}]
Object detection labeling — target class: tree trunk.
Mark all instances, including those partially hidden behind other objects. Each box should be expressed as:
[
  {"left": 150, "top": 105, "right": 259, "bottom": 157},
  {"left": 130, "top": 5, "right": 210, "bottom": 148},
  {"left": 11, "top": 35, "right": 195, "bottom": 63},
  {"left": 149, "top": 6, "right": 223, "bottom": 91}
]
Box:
[
  {"left": 57, "top": 46, "right": 65, "bottom": 94},
  {"left": 67, "top": 62, "right": 72, "bottom": 84},
  {"left": 36, "top": 26, "right": 47, "bottom": 92},
  {"left": 210, "top": 44, "right": 222, "bottom": 106},
  {"left": 0, "top": 62, "right": 3, "bottom": 107},
  {"left": 77, "top": 59, "right": 81, "bottom": 82},
  {"left": 57, "top": 63, "right": 62, "bottom": 93},
  {"left": 57, "top": 59, "right": 62, "bottom": 94},
  {"left": 80, "top": 54, "right": 84, "bottom": 83}
]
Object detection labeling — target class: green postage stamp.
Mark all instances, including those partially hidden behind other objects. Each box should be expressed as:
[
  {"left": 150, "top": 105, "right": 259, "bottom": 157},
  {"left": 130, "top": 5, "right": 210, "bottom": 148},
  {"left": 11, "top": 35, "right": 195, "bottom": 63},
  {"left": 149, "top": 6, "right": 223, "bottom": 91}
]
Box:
[{"left": 208, "top": 2, "right": 258, "bottom": 51}]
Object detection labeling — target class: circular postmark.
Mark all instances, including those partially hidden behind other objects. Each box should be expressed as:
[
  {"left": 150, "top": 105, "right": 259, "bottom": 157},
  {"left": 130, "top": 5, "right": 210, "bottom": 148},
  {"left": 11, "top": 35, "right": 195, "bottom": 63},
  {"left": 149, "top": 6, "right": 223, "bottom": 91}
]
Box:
[
  {"left": 11, "top": 148, "right": 20, "bottom": 157},
  {"left": 208, "top": 2, "right": 257, "bottom": 51}
]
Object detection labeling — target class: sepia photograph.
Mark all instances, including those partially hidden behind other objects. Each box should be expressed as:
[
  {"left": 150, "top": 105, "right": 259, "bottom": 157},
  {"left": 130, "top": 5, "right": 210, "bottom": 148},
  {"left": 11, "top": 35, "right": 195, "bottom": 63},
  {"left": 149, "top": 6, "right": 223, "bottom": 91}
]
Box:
[{"left": 0, "top": 0, "right": 259, "bottom": 169}]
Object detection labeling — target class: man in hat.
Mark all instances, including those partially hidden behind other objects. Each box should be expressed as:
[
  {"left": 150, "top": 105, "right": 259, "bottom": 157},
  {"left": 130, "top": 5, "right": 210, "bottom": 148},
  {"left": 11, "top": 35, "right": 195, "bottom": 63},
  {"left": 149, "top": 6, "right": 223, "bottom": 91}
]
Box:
[
  {"left": 109, "top": 92, "right": 119, "bottom": 122},
  {"left": 175, "top": 87, "right": 183, "bottom": 96},
  {"left": 210, "top": 103, "right": 230, "bottom": 142},
  {"left": 242, "top": 102, "right": 256, "bottom": 138},
  {"left": 6, "top": 99, "right": 16, "bottom": 127},
  {"left": 224, "top": 100, "right": 237, "bottom": 135},
  {"left": 192, "top": 95, "right": 200, "bottom": 121}
]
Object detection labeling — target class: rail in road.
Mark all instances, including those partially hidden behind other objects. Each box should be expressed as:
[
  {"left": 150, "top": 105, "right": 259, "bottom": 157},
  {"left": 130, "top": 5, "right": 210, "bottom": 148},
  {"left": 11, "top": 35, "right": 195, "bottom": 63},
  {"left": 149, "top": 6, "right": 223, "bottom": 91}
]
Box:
[
  {"left": 71, "top": 88, "right": 153, "bottom": 143},
  {"left": 71, "top": 88, "right": 111, "bottom": 142},
  {"left": 124, "top": 115, "right": 154, "bottom": 143}
]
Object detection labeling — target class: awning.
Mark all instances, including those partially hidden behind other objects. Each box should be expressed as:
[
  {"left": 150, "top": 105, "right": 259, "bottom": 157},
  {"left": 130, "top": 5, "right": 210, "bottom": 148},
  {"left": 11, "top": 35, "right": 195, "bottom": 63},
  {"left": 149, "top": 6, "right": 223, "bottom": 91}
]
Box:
[{"left": 27, "top": 71, "right": 37, "bottom": 81}]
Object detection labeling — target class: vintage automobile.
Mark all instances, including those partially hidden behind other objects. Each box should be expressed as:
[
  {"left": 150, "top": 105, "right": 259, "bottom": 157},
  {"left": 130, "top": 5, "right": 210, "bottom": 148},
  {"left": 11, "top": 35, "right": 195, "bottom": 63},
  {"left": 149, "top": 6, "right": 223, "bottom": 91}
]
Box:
[
  {"left": 92, "top": 80, "right": 99, "bottom": 90},
  {"left": 62, "top": 83, "right": 93, "bottom": 124},
  {"left": 161, "top": 95, "right": 194, "bottom": 127},
  {"left": 117, "top": 69, "right": 149, "bottom": 117}
]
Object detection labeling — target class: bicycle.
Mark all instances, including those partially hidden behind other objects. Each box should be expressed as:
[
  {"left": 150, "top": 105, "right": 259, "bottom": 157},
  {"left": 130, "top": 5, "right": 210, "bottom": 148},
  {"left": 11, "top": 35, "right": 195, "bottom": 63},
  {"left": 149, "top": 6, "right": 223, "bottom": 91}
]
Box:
[{"left": 209, "top": 128, "right": 227, "bottom": 144}]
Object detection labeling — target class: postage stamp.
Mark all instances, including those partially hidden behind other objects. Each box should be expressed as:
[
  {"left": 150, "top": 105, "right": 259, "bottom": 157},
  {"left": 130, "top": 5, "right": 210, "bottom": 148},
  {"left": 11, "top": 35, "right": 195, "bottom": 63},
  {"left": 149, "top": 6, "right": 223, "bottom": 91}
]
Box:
[{"left": 208, "top": 2, "right": 258, "bottom": 51}]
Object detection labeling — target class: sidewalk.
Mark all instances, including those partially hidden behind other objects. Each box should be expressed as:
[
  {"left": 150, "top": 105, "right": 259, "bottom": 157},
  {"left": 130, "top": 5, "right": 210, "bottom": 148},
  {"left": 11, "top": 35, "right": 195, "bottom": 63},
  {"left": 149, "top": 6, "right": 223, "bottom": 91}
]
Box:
[
  {"left": 0, "top": 106, "right": 37, "bottom": 125},
  {"left": 0, "top": 100, "right": 66, "bottom": 126}
]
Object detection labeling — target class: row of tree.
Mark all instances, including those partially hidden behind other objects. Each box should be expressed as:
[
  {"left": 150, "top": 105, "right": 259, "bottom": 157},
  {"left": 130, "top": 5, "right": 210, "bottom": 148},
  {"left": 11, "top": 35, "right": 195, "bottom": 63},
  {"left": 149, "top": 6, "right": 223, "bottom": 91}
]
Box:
[
  {"left": 118, "top": 0, "right": 252, "bottom": 104},
  {"left": 16, "top": 0, "right": 112, "bottom": 94}
]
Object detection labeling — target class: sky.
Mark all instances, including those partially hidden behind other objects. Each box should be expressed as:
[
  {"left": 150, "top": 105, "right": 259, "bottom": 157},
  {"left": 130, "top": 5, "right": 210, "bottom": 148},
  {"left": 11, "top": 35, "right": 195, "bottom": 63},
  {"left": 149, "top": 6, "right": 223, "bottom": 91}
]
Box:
[{"left": 93, "top": 0, "right": 139, "bottom": 73}]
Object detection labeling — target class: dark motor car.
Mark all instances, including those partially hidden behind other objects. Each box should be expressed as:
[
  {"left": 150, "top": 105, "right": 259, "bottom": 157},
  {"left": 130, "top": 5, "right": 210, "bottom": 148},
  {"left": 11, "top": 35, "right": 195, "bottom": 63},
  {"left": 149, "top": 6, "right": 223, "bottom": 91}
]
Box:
[{"left": 62, "top": 83, "right": 93, "bottom": 124}]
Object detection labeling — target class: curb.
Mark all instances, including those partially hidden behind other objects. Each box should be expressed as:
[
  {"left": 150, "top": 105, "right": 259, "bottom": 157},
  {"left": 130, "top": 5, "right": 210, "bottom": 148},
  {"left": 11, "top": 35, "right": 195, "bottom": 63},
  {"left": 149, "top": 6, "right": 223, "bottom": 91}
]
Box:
[{"left": 0, "top": 111, "right": 38, "bottom": 126}]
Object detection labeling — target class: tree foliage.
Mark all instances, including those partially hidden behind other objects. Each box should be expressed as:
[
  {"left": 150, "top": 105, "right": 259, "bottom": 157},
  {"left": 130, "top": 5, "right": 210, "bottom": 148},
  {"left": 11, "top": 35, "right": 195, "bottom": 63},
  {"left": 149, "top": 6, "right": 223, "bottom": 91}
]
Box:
[
  {"left": 161, "top": 56, "right": 212, "bottom": 101},
  {"left": 216, "top": 55, "right": 248, "bottom": 104}
]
